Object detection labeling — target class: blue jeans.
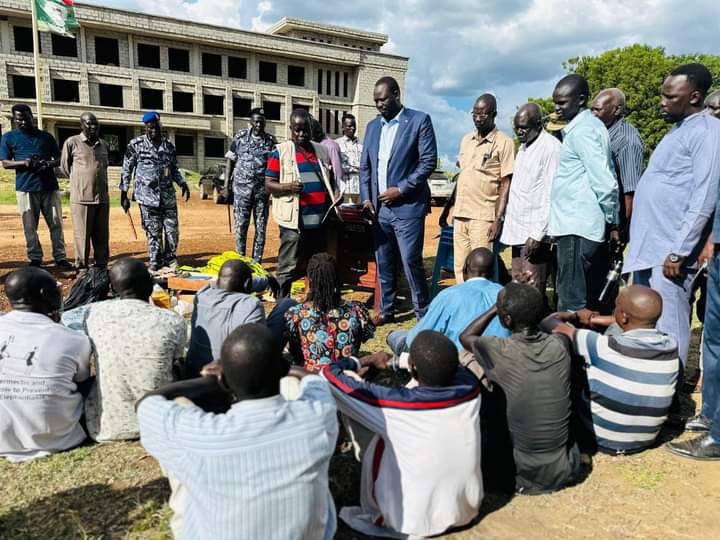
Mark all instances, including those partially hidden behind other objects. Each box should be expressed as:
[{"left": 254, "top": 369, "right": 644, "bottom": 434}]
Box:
[
  {"left": 555, "top": 235, "right": 604, "bottom": 312},
  {"left": 386, "top": 329, "right": 409, "bottom": 356},
  {"left": 633, "top": 267, "right": 693, "bottom": 366},
  {"left": 702, "top": 253, "right": 720, "bottom": 440}
]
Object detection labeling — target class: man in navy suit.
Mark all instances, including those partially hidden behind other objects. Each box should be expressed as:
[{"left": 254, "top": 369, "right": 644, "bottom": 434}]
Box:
[{"left": 360, "top": 77, "right": 438, "bottom": 324}]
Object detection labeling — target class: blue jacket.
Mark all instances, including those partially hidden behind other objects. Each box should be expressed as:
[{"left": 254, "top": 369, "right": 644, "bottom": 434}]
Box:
[{"left": 359, "top": 108, "right": 438, "bottom": 219}]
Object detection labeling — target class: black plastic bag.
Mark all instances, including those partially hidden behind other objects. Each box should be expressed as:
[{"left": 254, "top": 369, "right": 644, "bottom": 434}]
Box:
[{"left": 63, "top": 267, "right": 110, "bottom": 311}]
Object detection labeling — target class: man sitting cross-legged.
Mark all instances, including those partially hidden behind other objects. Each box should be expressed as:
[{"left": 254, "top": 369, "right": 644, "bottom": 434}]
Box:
[
  {"left": 186, "top": 259, "right": 296, "bottom": 375},
  {"left": 84, "top": 257, "right": 186, "bottom": 442},
  {"left": 314, "top": 330, "right": 483, "bottom": 539},
  {"left": 137, "top": 323, "right": 339, "bottom": 540},
  {"left": 386, "top": 247, "right": 509, "bottom": 361},
  {"left": 543, "top": 285, "right": 679, "bottom": 455},
  {"left": 0, "top": 267, "right": 91, "bottom": 462},
  {"left": 460, "top": 282, "right": 581, "bottom": 495}
]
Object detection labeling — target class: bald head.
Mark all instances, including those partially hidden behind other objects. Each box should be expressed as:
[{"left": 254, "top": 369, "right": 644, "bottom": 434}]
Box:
[
  {"left": 109, "top": 258, "right": 153, "bottom": 300},
  {"left": 220, "top": 323, "right": 288, "bottom": 398},
  {"left": 463, "top": 247, "right": 494, "bottom": 280},
  {"left": 615, "top": 285, "right": 663, "bottom": 328},
  {"left": 516, "top": 102, "right": 543, "bottom": 124},
  {"left": 591, "top": 88, "right": 626, "bottom": 128},
  {"left": 514, "top": 103, "right": 544, "bottom": 145},
  {"left": 475, "top": 93, "right": 497, "bottom": 113},
  {"left": 705, "top": 90, "right": 720, "bottom": 119},
  {"left": 217, "top": 260, "right": 253, "bottom": 293},
  {"left": 80, "top": 111, "right": 99, "bottom": 141},
  {"left": 5, "top": 267, "right": 62, "bottom": 316}
]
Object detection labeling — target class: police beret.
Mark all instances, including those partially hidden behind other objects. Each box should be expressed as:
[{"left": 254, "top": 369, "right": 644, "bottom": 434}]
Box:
[{"left": 142, "top": 111, "right": 160, "bottom": 123}]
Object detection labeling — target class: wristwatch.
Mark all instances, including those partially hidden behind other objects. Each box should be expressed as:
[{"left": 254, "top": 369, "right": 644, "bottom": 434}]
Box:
[{"left": 668, "top": 253, "right": 683, "bottom": 264}]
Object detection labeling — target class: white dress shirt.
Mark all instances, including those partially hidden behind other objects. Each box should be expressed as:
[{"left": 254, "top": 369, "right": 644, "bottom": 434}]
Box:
[{"left": 501, "top": 130, "right": 561, "bottom": 246}]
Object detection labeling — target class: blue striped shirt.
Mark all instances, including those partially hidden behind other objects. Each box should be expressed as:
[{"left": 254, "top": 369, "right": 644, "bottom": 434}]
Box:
[
  {"left": 137, "top": 376, "right": 338, "bottom": 540},
  {"left": 608, "top": 118, "right": 644, "bottom": 194},
  {"left": 575, "top": 328, "right": 678, "bottom": 454}
]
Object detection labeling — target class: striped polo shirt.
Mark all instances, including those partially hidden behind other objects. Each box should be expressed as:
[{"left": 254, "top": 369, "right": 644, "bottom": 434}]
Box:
[
  {"left": 266, "top": 147, "right": 329, "bottom": 229},
  {"left": 575, "top": 328, "right": 678, "bottom": 454}
]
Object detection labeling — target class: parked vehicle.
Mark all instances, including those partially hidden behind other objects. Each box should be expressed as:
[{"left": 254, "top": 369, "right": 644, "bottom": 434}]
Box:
[{"left": 429, "top": 170, "right": 456, "bottom": 206}]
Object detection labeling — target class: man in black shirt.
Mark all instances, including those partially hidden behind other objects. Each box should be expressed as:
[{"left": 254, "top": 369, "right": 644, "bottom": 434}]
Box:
[{"left": 460, "top": 282, "right": 581, "bottom": 494}]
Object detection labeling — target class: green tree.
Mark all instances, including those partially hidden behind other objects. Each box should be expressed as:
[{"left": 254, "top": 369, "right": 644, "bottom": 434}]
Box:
[{"left": 533, "top": 44, "right": 720, "bottom": 157}]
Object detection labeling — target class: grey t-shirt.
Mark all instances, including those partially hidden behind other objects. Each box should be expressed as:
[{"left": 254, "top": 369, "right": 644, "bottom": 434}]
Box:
[{"left": 472, "top": 331, "right": 579, "bottom": 493}]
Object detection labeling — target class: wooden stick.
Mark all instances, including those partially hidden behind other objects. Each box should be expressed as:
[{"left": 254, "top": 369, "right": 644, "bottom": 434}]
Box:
[
  {"left": 227, "top": 202, "right": 232, "bottom": 233},
  {"left": 127, "top": 210, "right": 138, "bottom": 240}
]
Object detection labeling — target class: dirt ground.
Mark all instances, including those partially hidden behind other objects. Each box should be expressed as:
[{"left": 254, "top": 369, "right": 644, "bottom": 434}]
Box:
[{"left": 1, "top": 197, "right": 719, "bottom": 539}]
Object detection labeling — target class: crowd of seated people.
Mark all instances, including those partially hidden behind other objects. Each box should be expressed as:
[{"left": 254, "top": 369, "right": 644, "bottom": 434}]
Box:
[{"left": 0, "top": 250, "right": 687, "bottom": 538}]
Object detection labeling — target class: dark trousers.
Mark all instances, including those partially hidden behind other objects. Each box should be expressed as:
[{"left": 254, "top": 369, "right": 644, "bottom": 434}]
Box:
[
  {"left": 71, "top": 203, "right": 109, "bottom": 268},
  {"left": 555, "top": 235, "right": 606, "bottom": 312},
  {"left": 276, "top": 226, "right": 327, "bottom": 296},
  {"left": 511, "top": 243, "right": 552, "bottom": 299},
  {"left": 702, "top": 252, "right": 720, "bottom": 441},
  {"left": 375, "top": 206, "right": 429, "bottom": 319}
]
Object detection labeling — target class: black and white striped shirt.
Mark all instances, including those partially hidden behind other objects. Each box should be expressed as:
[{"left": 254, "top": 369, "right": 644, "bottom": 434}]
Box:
[{"left": 608, "top": 118, "right": 645, "bottom": 194}]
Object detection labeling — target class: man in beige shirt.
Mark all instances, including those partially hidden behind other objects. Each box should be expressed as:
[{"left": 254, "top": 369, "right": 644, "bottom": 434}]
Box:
[
  {"left": 440, "top": 94, "right": 515, "bottom": 282},
  {"left": 61, "top": 112, "right": 110, "bottom": 269}
]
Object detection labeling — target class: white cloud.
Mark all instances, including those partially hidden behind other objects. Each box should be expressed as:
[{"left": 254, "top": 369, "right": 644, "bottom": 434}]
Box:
[{"left": 102, "top": 0, "right": 720, "bottom": 159}]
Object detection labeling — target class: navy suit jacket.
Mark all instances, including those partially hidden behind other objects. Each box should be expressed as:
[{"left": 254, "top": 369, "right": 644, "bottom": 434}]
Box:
[{"left": 359, "top": 108, "right": 438, "bottom": 219}]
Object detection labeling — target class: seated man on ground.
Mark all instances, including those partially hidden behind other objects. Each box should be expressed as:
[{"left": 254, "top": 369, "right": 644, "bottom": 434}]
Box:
[
  {"left": 0, "top": 267, "right": 92, "bottom": 462},
  {"left": 137, "top": 323, "right": 338, "bottom": 540},
  {"left": 286, "top": 252, "right": 375, "bottom": 371},
  {"left": 460, "top": 282, "right": 581, "bottom": 495},
  {"left": 317, "top": 330, "right": 483, "bottom": 539},
  {"left": 186, "top": 259, "right": 295, "bottom": 375},
  {"left": 84, "top": 257, "right": 186, "bottom": 442},
  {"left": 543, "top": 285, "right": 679, "bottom": 455},
  {"left": 387, "top": 247, "right": 509, "bottom": 360}
]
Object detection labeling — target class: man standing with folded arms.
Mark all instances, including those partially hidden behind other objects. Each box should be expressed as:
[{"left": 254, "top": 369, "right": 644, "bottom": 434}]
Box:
[
  {"left": 625, "top": 63, "right": 720, "bottom": 371},
  {"left": 548, "top": 74, "right": 619, "bottom": 312},
  {"left": 360, "top": 76, "right": 437, "bottom": 325},
  {"left": 61, "top": 112, "right": 110, "bottom": 270}
]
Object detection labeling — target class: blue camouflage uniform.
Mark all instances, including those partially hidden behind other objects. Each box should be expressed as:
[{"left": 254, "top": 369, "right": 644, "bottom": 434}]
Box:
[
  {"left": 226, "top": 128, "right": 276, "bottom": 262},
  {"left": 121, "top": 135, "right": 188, "bottom": 268}
]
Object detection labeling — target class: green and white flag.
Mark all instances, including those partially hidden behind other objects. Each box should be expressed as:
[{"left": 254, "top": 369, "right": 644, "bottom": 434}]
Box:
[{"left": 35, "top": 0, "right": 79, "bottom": 37}]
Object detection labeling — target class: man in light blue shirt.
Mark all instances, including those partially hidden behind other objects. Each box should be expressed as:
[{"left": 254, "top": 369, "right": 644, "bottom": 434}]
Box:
[
  {"left": 377, "top": 108, "right": 402, "bottom": 195},
  {"left": 626, "top": 63, "right": 720, "bottom": 367},
  {"left": 387, "top": 248, "right": 510, "bottom": 358},
  {"left": 548, "top": 74, "right": 619, "bottom": 312},
  {"left": 137, "top": 324, "right": 338, "bottom": 540}
]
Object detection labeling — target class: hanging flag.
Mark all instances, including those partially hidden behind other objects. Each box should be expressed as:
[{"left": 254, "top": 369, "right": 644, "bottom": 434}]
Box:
[{"left": 34, "top": 0, "right": 79, "bottom": 37}]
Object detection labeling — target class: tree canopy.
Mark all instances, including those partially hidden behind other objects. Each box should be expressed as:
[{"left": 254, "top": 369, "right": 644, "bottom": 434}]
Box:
[{"left": 531, "top": 44, "right": 720, "bottom": 158}]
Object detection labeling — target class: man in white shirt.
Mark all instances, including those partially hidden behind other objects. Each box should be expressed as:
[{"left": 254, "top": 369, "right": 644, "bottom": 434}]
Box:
[
  {"left": 335, "top": 113, "right": 363, "bottom": 203},
  {"left": 137, "top": 323, "right": 338, "bottom": 540},
  {"left": 0, "top": 267, "right": 91, "bottom": 462},
  {"left": 500, "top": 103, "right": 561, "bottom": 296},
  {"left": 84, "top": 257, "right": 186, "bottom": 441},
  {"left": 319, "top": 330, "right": 483, "bottom": 539}
]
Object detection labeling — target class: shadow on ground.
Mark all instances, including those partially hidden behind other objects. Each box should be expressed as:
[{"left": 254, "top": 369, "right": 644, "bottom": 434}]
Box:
[{"left": 0, "top": 478, "right": 170, "bottom": 540}]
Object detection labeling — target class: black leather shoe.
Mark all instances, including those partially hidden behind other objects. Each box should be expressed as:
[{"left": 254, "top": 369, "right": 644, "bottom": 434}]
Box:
[
  {"left": 28, "top": 260, "right": 42, "bottom": 267},
  {"left": 55, "top": 259, "right": 74, "bottom": 270},
  {"left": 371, "top": 314, "right": 395, "bottom": 327},
  {"left": 666, "top": 435, "right": 720, "bottom": 460},
  {"left": 685, "top": 415, "right": 712, "bottom": 432}
]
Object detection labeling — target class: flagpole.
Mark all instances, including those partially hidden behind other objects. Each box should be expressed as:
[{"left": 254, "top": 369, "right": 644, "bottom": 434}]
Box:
[{"left": 30, "top": 0, "right": 44, "bottom": 129}]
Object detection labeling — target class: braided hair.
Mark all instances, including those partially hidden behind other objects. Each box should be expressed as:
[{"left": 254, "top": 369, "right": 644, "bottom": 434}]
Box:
[{"left": 306, "top": 252, "right": 341, "bottom": 313}]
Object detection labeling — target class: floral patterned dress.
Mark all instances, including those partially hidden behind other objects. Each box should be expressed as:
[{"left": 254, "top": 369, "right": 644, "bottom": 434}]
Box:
[{"left": 285, "top": 301, "right": 375, "bottom": 371}]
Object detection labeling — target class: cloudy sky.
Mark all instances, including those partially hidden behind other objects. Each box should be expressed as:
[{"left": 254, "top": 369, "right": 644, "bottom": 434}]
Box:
[{"left": 95, "top": 0, "right": 720, "bottom": 164}]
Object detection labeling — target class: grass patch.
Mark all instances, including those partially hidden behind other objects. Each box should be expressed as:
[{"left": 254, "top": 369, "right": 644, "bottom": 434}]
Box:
[{"left": 620, "top": 462, "right": 664, "bottom": 491}]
